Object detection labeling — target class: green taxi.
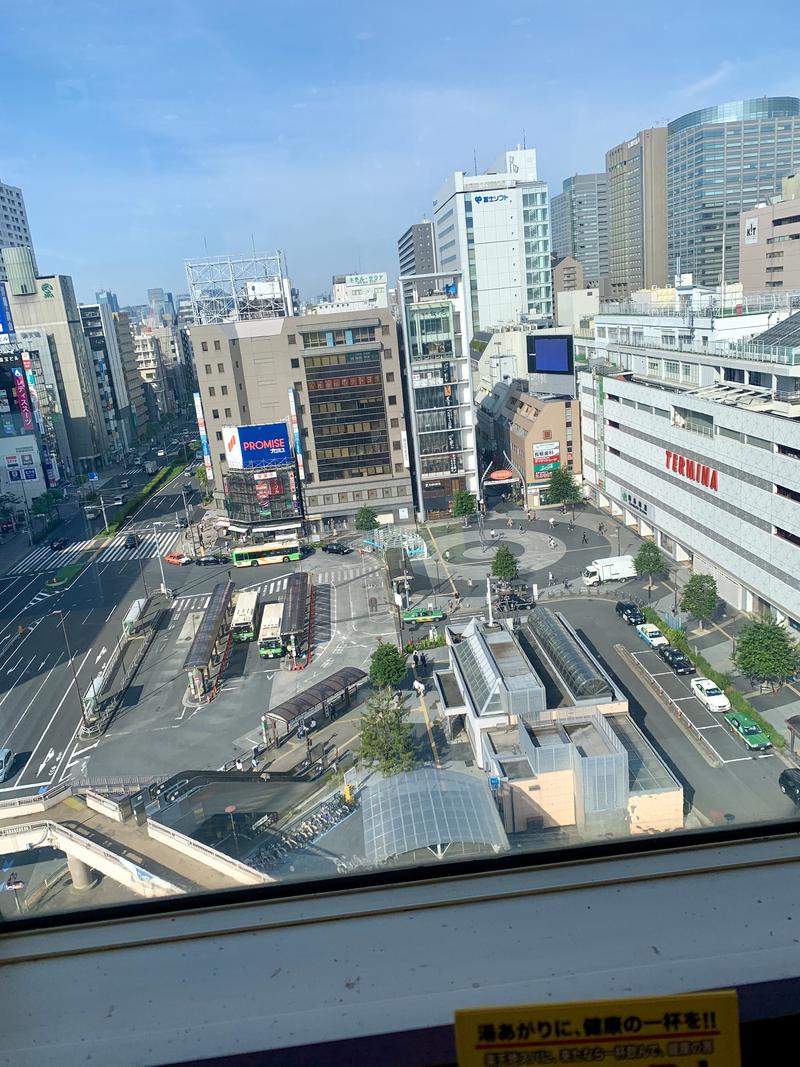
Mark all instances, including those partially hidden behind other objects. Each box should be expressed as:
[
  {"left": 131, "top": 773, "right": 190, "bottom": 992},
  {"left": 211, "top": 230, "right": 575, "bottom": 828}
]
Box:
[
  {"left": 723, "top": 711, "right": 772, "bottom": 752},
  {"left": 402, "top": 605, "right": 445, "bottom": 625}
]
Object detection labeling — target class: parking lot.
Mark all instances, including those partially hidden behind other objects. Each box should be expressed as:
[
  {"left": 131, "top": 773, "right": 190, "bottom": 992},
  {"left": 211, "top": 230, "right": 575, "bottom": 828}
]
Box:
[{"left": 627, "top": 637, "right": 776, "bottom": 766}]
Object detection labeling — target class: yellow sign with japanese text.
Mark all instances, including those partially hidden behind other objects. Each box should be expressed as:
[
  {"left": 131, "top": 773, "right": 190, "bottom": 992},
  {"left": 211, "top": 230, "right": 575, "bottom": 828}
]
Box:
[{"left": 455, "top": 990, "right": 740, "bottom": 1066}]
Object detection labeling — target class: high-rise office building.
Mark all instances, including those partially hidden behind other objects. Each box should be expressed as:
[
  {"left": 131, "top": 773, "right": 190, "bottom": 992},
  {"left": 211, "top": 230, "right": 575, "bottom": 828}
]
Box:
[
  {"left": 146, "top": 324, "right": 195, "bottom": 412},
  {"left": 113, "top": 311, "right": 149, "bottom": 441},
  {"left": 550, "top": 174, "right": 608, "bottom": 285},
  {"left": 0, "top": 180, "right": 35, "bottom": 284},
  {"left": 399, "top": 271, "right": 477, "bottom": 518},
  {"left": 95, "top": 289, "right": 120, "bottom": 313},
  {"left": 146, "top": 288, "right": 176, "bottom": 326},
  {"left": 398, "top": 221, "right": 437, "bottom": 277},
  {"left": 4, "top": 248, "right": 107, "bottom": 473},
  {"left": 176, "top": 293, "right": 195, "bottom": 327},
  {"left": 80, "top": 304, "right": 134, "bottom": 459},
  {"left": 605, "top": 128, "right": 667, "bottom": 299},
  {"left": 133, "top": 330, "right": 173, "bottom": 422},
  {"left": 667, "top": 97, "right": 800, "bottom": 289},
  {"left": 433, "top": 148, "right": 552, "bottom": 337},
  {"left": 189, "top": 307, "right": 413, "bottom": 531}
]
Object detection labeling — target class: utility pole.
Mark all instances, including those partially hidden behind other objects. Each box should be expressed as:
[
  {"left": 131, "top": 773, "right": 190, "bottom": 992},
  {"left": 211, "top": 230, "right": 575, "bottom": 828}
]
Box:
[
  {"left": 98, "top": 494, "right": 108, "bottom": 532},
  {"left": 54, "top": 610, "right": 89, "bottom": 731},
  {"left": 138, "top": 555, "right": 149, "bottom": 599},
  {"left": 181, "top": 486, "right": 197, "bottom": 554},
  {"left": 153, "top": 521, "right": 168, "bottom": 594}
]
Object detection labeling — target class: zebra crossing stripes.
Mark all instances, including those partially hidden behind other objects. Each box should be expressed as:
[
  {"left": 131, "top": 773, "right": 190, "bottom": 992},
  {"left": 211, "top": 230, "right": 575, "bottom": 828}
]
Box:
[
  {"left": 95, "top": 529, "right": 181, "bottom": 563},
  {"left": 7, "top": 528, "right": 184, "bottom": 574}
]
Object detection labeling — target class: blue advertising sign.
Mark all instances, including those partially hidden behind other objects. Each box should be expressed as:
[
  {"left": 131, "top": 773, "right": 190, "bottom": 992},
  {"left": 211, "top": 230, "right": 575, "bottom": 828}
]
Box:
[
  {"left": 88, "top": 471, "right": 98, "bottom": 481},
  {"left": 0, "top": 295, "right": 13, "bottom": 338},
  {"left": 237, "top": 422, "right": 292, "bottom": 468}
]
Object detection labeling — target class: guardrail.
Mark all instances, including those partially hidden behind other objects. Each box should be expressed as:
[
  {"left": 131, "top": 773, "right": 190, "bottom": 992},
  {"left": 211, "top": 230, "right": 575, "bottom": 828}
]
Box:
[
  {"left": 616, "top": 642, "right": 719, "bottom": 767},
  {"left": 146, "top": 818, "right": 272, "bottom": 886}
]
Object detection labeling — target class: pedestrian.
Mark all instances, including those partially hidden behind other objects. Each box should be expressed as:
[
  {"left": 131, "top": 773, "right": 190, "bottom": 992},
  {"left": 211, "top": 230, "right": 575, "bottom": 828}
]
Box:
[
  {"left": 548, "top": 516, "right": 555, "bottom": 530},
  {"left": 548, "top": 571, "right": 553, "bottom": 586},
  {"left": 518, "top": 522, "right": 523, "bottom": 531},
  {"left": 568, "top": 521, "right": 575, "bottom": 533},
  {"left": 548, "top": 536, "right": 555, "bottom": 549},
  {"left": 582, "top": 531, "right": 588, "bottom": 544},
  {"left": 227, "top": 569, "right": 232, "bottom": 580},
  {"left": 507, "top": 517, "right": 513, "bottom": 529},
  {"left": 467, "top": 577, "right": 474, "bottom": 590},
  {"left": 413, "top": 651, "right": 419, "bottom": 668},
  {"left": 444, "top": 549, "right": 450, "bottom": 562},
  {"left": 448, "top": 599, "right": 454, "bottom": 612},
  {"left": 420, "top": 652, "right": 428, "bottom": 670},
  {"left": 526, "top": 510, "right": 531, "bottom": 521},
  {"left": 560, "top": 504, "right": 566, "bottom": 515},
  {"left": 532, "top": 511, "right": 537, "bottom": 522}
]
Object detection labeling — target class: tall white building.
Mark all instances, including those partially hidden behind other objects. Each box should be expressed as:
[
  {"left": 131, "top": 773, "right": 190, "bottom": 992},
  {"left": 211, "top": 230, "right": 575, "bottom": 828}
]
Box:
[
  {"left": 0, "top": 180, "right": 35, "bottom": 284},
  {"left": 433, "top": 148, "right": 552, "bottom": 339}
]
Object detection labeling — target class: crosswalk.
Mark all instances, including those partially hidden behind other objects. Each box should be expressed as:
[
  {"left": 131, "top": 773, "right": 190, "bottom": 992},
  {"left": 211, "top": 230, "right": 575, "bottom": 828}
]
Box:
[
  {"left": 171, "top": 568, "right": 370, "bottom": 615},
  {"left": 8, "top": 529, "right": 184, "bottom": 574}
]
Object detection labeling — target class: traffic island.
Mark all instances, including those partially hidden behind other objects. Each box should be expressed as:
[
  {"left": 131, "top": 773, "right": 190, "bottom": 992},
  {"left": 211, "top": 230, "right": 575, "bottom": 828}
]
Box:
[{"left": 46, "top": 562, "right": 87, "bottom": 590}]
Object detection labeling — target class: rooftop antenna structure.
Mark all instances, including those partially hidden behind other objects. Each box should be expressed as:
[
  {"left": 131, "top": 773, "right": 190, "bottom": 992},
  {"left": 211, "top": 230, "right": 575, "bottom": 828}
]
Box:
[
  {"left": 522, "top": 128, "right": 527, "bottom": 149},
  {"left": 474, "top": 148, "right": 478, "bottom": 176}
]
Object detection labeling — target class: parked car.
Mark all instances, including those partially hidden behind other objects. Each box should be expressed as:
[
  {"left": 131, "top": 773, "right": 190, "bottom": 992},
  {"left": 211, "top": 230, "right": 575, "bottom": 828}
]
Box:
[
  {"left": 164, "top": 551, "right": 192, "bottom": 566},
  {"left": 724, "top": 711, "right": 772, "bottom": 752},
  {"left": 0, "top": 747, "right": 14, "bottom": 783},
  {"left": 495, "top": 593, "right": 530, "bottom": 613},
  {"left": 779, "top": 768, "right": 800, "bottom": 805},
  {"left": 120, "top": 479, "right": 130, "bottom": 489},
  {"left": 403, "top": 605, "right": 445, "bottom": 625},
  {"left": 194, "top": 554, "right": 228, "bottom": 566},
  {"left": 124, "top": 533, "right": 138, "bottom": 549},
  {"left": 49, "top": 537, "right": 69, "bottom": 551},
  {"left": 657, "top": 645, "right": 696, "bottom": 675},
  {"left": 616, "top": 600, "right": 645, "bottom": 626},
  {"left": 175, "top": 517, "right": 189, "bottom": 529},
  {"left": 635, "top": 623, "right": 668, "bottom": 648},
  {"left": 322, "top": 542, "right": 352, "bottom": 555},
  {"left": 690, "top": 677, "right": 731, "bottom": 712}
]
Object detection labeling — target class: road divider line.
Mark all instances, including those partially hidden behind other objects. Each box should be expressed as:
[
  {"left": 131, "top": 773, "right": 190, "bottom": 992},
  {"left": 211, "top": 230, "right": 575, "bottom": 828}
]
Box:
[{"left": 24, "top": 646, "right": 94, "bottom": 781}]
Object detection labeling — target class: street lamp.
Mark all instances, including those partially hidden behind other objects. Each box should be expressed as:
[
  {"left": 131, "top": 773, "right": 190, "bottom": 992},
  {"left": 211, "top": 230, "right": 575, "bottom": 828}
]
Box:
[
  {"left": 52, "top": 609, "right": 89, "bottom": 731},
  {"left": 153, "top": 520, "right": 168, "bottom": 594},
  {"left": 616, "top": 526, "right": 621, "bottom": 556}
]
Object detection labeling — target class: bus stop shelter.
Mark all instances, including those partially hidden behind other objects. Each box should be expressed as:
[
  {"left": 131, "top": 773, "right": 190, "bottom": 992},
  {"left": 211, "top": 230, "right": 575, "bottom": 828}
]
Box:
[
  {"left": 281, "top": 571, "right": 309, "bottom": 665},
  {"left": 183, "top": 581, "right": 235, "bottom": 700},
  {"left": 264, "top": 667, "right": 367, "bottom": 742}
]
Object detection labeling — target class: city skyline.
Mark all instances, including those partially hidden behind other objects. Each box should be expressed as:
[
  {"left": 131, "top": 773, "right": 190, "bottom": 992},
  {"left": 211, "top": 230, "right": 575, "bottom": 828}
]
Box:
[{"left": 2, "top": 1, "right": 799, "bottom": 304}]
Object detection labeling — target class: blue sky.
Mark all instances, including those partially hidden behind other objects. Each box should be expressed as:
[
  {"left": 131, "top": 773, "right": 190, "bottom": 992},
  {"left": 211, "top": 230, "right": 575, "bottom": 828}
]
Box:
[{"left": 2, "top": 0, "right": 798, "bottom": 305}]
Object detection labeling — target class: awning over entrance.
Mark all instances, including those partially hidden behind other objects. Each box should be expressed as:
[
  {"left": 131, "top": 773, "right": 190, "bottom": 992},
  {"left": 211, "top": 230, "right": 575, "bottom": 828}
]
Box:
[{"left": 265, "top": 667, "right": 367, "bottom": 729}]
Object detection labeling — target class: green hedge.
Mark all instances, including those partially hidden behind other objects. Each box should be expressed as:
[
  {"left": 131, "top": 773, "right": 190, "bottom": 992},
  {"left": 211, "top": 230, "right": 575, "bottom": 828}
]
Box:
[
  {"left": 643, "top": 606, "right": 785, "bottom": 748},
  {"left": 100, "top": 463, "right": 185, "bottom": 537},
  {"left": 47, "top": 562, "right": 86, "bottom": 588},
  {"left": 404, "top": 635, "right": 446, "bottom": 653}
]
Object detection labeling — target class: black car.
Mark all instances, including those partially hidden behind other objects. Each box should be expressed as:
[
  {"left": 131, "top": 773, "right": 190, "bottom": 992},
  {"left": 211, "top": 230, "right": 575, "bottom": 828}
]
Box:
[
  {"left": 49, "top": 538, "right": 69, "bottom": 551},
  {"left": 779, "top": 768, "right": 800, "bottom": 805},
  {"left": 322, "top": 542, "right": 351, "bottom": 555},
  {"left": 495, "top": 594, "right": 530, "bottom": 613},
  {"left": 658, "top": 645, "right": 696, "bottom": 675},
  {"left": 124, "top": 534, "right": 139, "bottom": 549},
  {"left": 175, "top": 517, "right": 189, "bottom": 529},
  {"left": 616, "top": 600, "right": 646, "bottom": 625},
  {"left": 194, "top": 554, "right": 228, "bottom": 566}
]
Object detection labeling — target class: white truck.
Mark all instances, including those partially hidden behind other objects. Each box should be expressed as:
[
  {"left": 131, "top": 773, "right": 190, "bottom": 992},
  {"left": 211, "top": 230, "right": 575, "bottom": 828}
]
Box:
[
  {"left": 582, "top": 554, "right": 637, "bottom": 586},
  {"left": 144, "top": 459, "right": 158, "bottom": 475}
]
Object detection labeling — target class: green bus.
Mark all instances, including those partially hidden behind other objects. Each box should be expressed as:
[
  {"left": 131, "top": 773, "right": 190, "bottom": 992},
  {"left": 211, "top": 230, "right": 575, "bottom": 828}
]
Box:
[
  {"left": 723, "top": 711, "right": 772, "bottom": 753},
  {"left": 231, "top": 539, "right": 302, "bottom": 567},
  {"left": 231, "top": 590, "right": 260, "bottom": 642},
  {"left": 258, "top": 602, "right": 285, "bottom": 658}
]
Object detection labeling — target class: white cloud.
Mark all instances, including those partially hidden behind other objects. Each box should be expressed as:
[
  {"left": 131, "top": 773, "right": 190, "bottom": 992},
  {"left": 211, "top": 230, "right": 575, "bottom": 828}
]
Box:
[
  {"left": 677, "top": 60, "right": 734, "bottom": 98},
  {"left": 354, "top": 30, "right": 374, "bottom": 41}
]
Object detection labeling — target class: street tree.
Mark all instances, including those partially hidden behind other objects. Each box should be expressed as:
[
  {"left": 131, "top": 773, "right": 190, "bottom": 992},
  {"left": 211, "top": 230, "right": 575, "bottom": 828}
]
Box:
[
  {"left": 354, "top": 506, "right": 379, "bottom": 532},
  {"left": 491, "top": 545, "right": 519, "bottom": 580},
  {"left": 358, "top": 686, "right": 415, "bottom": 776},
  {"left": 369, "top": 641, "right": 408, "bottom": 688},
  {"left": 634, "top": 541, "right": 666, "bottom": 590},
  {"left": 680, "top": 574, "right": 718, "bottom": 631},
  {"left": 734, "top": 616, "right": 800, "bottom": 689},
  {"left": 451, "top": 490, "right": 476, "bottom": 527},
  {"left": 546, "top": 465, "right": 582, "bottom": 506},
  {"left": 195, "top": 465, "right": 209, "bottom": 498}
]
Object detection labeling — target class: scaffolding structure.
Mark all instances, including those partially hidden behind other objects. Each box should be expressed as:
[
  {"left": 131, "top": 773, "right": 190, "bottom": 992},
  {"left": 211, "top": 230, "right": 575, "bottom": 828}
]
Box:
[{"left": 184, "top": 251, "right": 292, "bottom": 325}]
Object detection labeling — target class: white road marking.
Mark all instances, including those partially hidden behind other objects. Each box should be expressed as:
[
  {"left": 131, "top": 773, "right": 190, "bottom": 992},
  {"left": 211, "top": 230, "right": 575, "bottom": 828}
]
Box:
[
  {"left": 0, "top": 780, "right": 52, "bottom": 793},
  {"left": 37, "top": 747, "right": 55, "bottom": 776},
  {"left": 95, "top": 646, "right": 108, "bottom": 664},
  {"left": 38, "top": 655, "right": 51, "bottom": 670},
  {"left": 5, "top": 658, "right": 22, "bottom": 675},
  {"left": 27, "top": 646, "right": 93, "bottom": 781},
  {"left": 70, "top": 741, "right": 99, "bottom": 758},
  {"left": 1, "top": 662, "right": 59, "bottom": 749},
  {"left": 105, "top": 605, "right": 117, "bottom": 622}
]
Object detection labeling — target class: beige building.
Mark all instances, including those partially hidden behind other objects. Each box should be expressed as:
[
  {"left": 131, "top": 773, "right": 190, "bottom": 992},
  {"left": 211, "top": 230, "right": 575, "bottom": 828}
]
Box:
[
  {"left": 606, "top": 127, "right": 667, "bottom": 299},
  {"left": 189, "top": 307, "right": 414, "bottom": 532},
  {"left": 113, "top": 311, "right": 149, "bottom": 442},
  {"left": 477, "top": 379, "right": 581, "bottom": 508},
  {"left": 555, "top": 287, "right": 599, "bottom": 334},
  {"left": 3, "top": 250, "right": 106, "bottom": 473},
  {"left": 133, "top": 330, "right": 173, "bottom": 422},
  {"left": 551, "top": 255, "right": 584, "bottom": 320},
  {"left": 740, "top": 174, "right": 800, "bottom": 293}
]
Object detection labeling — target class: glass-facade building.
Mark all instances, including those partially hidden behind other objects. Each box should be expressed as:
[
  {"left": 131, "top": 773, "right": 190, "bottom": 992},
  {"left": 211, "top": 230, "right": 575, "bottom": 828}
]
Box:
[
  {"left": 400, "top": 273, "right": 478, "bottom": 518},
  {"left": 550, "top": 173, "right": 609, "bottom": 285},
  {"left": 667, "top": 97, "right": 800, "bottom": 289}
]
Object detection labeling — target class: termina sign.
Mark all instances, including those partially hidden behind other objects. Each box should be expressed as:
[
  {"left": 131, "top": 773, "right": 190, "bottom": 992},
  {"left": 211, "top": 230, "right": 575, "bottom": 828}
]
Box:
[{"left": 238, "top": 423, "right": 291, "bottom": 467}]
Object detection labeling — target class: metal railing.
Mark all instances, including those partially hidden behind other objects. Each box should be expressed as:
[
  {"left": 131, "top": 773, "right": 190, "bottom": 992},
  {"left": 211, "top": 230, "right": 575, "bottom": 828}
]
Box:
[
  {"left": 600, "top": 291, "right": 800, "bottom": 318},
  {"left": 596, "top": 335, "right": 800, "bottom": 366}
]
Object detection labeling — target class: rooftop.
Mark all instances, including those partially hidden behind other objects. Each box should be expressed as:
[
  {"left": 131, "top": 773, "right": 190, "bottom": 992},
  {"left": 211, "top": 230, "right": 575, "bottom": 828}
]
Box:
[{"left": 608, "top": 715, "right": 681, "bottom": 794}]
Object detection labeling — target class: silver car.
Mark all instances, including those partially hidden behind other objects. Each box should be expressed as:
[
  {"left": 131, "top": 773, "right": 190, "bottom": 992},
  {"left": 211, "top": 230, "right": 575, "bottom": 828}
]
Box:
[{"left": 0, "top": 747, "right": 14, "bottom": 783}]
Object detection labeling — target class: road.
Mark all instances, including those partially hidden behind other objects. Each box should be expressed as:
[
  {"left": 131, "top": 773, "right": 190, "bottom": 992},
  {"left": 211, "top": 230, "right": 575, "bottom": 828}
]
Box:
[{"left": 0, "top": 451, "right": 209, "bottom": 795}]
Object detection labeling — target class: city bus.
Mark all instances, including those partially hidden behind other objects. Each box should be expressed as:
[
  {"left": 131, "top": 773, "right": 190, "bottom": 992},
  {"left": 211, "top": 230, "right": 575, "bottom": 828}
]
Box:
[
  {"left": 231, "top": 589, "right": 260, "bottom": 642},
  {"left": 231, "top": 539, "right": 302, "bottom": 567},
  {"left": 281, "top": 571, "right": 310, "bottom": 663},
  {"left": 257, "top": 602, "right": 285, "bottom": 658}
]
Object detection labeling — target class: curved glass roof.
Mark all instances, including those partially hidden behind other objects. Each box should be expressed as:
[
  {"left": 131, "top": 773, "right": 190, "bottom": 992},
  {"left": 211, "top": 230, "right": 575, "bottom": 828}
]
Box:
[
  {"left": 362, "top": 768, "right": 508, "bottom": 866},
  {"left": 525, "top": 607, "right": 611, "bottom": 700}
]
